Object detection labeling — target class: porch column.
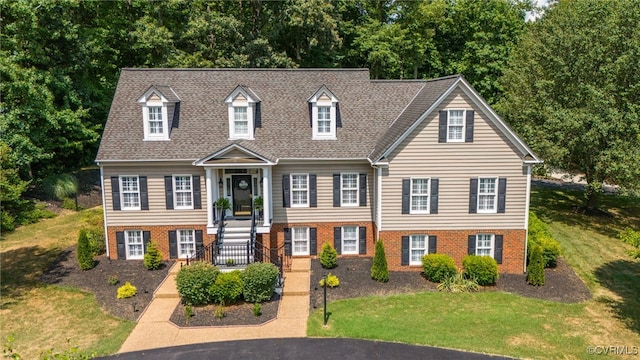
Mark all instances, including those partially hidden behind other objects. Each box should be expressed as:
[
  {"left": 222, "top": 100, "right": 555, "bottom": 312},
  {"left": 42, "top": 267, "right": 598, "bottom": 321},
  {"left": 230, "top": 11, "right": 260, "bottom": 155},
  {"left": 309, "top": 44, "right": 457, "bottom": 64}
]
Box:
[
  {"left": 261, "top": 166, "right": 272, "bottom": 226},
  {"left": 205, "top": 168, "right": 214, "bottom": 228}
]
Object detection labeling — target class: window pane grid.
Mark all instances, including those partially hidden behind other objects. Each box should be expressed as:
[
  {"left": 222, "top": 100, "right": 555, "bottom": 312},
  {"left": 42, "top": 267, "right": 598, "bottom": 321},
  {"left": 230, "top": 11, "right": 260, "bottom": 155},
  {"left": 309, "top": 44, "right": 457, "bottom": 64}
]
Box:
[
  {"left": 149, "top": 106, "right": 163, "bottom": 134},
  {"left": 174, "top": 176, "right": 193, "bottom": 208},
  {"left": 342, "top": 226, "right": 358, "bottom": 253},
  {"left": 121, "top": 176, "right": 140, "bottom": 209},
  {"left": 476, "top": 234, "right": 493, "bottom": 257},
  {"left": 411, "top": 178, "right": 430, "bottom": 212},
  {"left": 178, "top": 230, "right": 195, "bottom": 257},
  {"left": 448, "top": 110, "right": 464, "bottom": 141},
  {"left": 126, "top": 230, "right": 143, "bottom": 258},
  {"left": 317, "top": 106, "right": 331, "bottom": 134},
  {"left": 341, "top": 174, "right": 358, "bottom": 205},
  {"left": 234, "top": 107, "right": 248, "bottom": 135},
  {"left": 293, "top": 227, "right": 309, "bottom": 254},
  {"left": 291, "top": 174, "right": 308, "bottom": 206},
  {"left": 478, "top": 178, "right": 497, "bottom": 211},
  {"left": 410, "top": 235, "right": 427, "bottom": 264}
]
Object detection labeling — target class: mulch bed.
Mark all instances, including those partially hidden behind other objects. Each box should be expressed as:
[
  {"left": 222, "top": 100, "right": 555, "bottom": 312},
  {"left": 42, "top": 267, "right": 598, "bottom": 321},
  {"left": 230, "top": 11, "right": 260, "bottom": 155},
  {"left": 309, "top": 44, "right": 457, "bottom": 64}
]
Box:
[{"left": 169, "top": 294, "right": 280, "bottom": 327}]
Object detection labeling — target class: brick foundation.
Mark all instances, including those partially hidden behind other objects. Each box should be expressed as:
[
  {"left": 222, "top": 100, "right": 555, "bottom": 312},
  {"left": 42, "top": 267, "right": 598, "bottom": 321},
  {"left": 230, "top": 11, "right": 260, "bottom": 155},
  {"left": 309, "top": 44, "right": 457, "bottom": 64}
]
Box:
[{"left": 270, "top": 222, "right": 376, "bottom": 257}]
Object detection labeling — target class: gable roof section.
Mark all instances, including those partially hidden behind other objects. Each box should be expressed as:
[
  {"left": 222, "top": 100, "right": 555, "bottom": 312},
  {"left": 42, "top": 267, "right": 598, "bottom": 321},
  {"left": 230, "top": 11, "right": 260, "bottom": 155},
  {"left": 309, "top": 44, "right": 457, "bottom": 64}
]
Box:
[
  {"left": 194, "top": 143, "right": 276, "bottom": 166},
  {"left": 137, "top": 85, "right": 180, "bottom": 103}
]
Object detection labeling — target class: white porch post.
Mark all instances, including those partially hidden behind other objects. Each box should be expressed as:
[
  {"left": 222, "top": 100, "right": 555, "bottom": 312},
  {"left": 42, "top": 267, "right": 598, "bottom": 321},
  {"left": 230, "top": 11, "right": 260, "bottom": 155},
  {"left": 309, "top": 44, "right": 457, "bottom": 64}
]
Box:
[
  {"left": 261, "top": 166, "right": 271, "bottom": 226},
  {"left": 205, "top": 168, "right": 214, "bottom": 227}
]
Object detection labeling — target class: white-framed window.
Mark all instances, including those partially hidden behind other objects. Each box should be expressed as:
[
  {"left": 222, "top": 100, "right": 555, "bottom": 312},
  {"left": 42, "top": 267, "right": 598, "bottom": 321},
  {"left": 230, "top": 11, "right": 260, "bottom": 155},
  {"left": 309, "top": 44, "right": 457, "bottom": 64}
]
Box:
[
  {"left": 317, "top": 106, "right": 331, "bottom": 134},
  {"left": 173, "top": 175, "right": 193, "bottom": 209},
  {"left": 291, "top": 174, "right": 309, "bottom": 207},
  {"left": 410, "top": 178, "right": 430, "bottom": 214},
  {"left": 139, "top": 91, "right": 170, "bottom": 141},
  {"left": 148, "top": 106, "right": 163, "bottom": 134},
  {"left": 233, "top": 106, "right": 249, "bottom": 136},
  {"left": 341, "top": 173, "right": 358, "bottom": 206},
  {"left": 342, "top": 226, "right": 358, "bottom": 255},
  {"left": 447, "top": 109, "right": 465, "bottom": 142},
  {"left": 476, "top": 234, "right": 494, "bottom": 257},
  {"left": 125, "top": 230, "right": 144, "bottom": 259},
  {"left": 310, "top": 89, "right": 338, "bottom": 140},
  {"left": 226, "top": 90, "right": 256, "bottom": 140},
  {"left": 120, "top": 176, "right": 140, "bottom": 210},
  {"left": 478, "top": 177, "right": 498, "bottom": 213},
  {"left": 292, "top": 227, "right": 310, "bottom": 256},
  {"left": 410, "top": 235, "right": 427, "bottom": 265},
  {"left": 177, "top": 229, "right": 195, "bottom": 258}
]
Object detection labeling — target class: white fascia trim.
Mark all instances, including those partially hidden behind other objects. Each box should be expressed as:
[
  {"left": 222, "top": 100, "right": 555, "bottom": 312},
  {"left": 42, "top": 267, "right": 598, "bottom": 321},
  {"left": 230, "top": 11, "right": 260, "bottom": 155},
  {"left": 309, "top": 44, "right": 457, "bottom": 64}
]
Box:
[
  {"left": 193, "top": 144, "right": 275, "bottom": 166},
  {"left": 96, "top": 159, "right": 197, "bottom": 164},
  {"left": 278, "top": 158, "right": 369, "bottom": 162}
]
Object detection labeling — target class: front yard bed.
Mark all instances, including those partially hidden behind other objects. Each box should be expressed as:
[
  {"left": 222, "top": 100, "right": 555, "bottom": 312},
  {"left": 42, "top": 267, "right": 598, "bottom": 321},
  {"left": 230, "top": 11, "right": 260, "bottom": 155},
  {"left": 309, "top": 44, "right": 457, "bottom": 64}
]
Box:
[{"left": 169, "top": 294, "right": 280, "bottom": 327}]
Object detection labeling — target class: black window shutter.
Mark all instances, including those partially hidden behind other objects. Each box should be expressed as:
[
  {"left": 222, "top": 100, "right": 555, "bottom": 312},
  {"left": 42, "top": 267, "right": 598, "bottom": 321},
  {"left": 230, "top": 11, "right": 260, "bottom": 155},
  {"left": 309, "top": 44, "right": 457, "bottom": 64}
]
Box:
[
  {"left": 284, "top": 228, "right": 292, "bottom": 256},
  {"left": 195, "top": 229, "right": 203, "bottom": 248},
  {"left": 438, "top": 110, "right": 447, "bottom": 143},
  {"left": 468, "top": 235, "right": 476, "bottom": 255},
  {"left": 111, "top": 177, "right": 121, "bottom": 211},
  {"left": 336, "top": 103, "right": 342, "bottom": 128},
  {"left": 497, "top": 177, "right": 507, "bottom": 213},
  {"left": 169, "top": 231, "right": 178, "bottom": 259},
  {"left": 359, "top": 173, "right": 367, "bottom": 207},
  {"left": 469, "top": 178, "right": 478, "bottom": 213},
  {"left": 116, "top": 231, "right": 126, "bottom": 259},
  {"left": 401, "top": 178, "right": 410, "bottom": 214},
  {"left": 333, "top": 227, "right": 342, "bottom": 254},
  {"left": 193, "top": 175, "right": 202, "bottom": 209},
  {"left": 254, "top": 103, "right": 262, "bottom": 129},
  {"left": 430, "top": 178, "right": 439, "bottom": 214},
  {"left": 139, "top": 176, "right": 149, "bottom": 210},
  {"left": 333, "top": 174, "right": 341, "bottom": 207},
  {"left": 282, "top": 175, "right": 290, "bottom": 208},
  {"left": 401, "top": 236, "right": 410, "bottom": 266},
  {"left": 359, "top": 227, "right": 367, "bottom": 255},
  {"left": 465, "top": 110, "right": 474, "bottom": 143},
  {"left": 494, "top": 235, "right": 503, "bottom": 264},
  {"left": 143, "top": 231, "right": 151, "bottom": 253},
  {"left": 310, "top": 228, "right": 317, "bottom": 255},
  {"left": 309, "top": 174, "right": 317, "bottom": 208},
  {"left": 428, "top": 235, "right": 437, "bottom": 254},
  {"left": 308, "top": 102, "right": 313, "bottom": 127},
  {"left": 164, "top": 176, "right": 174, "bottom": 210}
]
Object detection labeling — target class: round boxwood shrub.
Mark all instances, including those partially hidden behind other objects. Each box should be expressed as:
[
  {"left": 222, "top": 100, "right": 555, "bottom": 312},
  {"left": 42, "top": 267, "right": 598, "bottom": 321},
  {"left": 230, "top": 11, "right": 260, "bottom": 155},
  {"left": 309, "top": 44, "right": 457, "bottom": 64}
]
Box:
[
  {"left": 462, "top": 255, "right": 499, "bottom": 286},
  {"left": 209, "top": 270, "right": 243, "bottom": 305},
  {"left": 319, "top": 242, "right": 337, "bottom": 269},
  {"left": 241, "top": 262, "right": 279, "bottom": 303},
  {"left": 117, "top": 282, "right": 137, "bottom": 299},
  {"left": 175, "top": 261, "right": 220, "bottom": 305},
  {"left": 527, "top": 245, "right": 545, "bottom": 286},
  {"left": 421, "top": 254, "right": 457, "bottom": 283},
  {"left": 371, "top": 240, "right": 389, "bottom": 282}
]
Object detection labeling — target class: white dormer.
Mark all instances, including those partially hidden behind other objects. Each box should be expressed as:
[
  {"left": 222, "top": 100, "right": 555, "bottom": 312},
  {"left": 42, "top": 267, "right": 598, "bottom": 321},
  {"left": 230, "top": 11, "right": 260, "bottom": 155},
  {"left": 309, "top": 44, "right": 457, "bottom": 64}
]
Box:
[
  {"left": 308, "top": 86, "right": 339, "bottom": 140},
  {"left": 137, "top": 86, "right": 179, "bottom": 141},
  {"left": 225, "top": 86, "right": 260, "bottom": 140}
]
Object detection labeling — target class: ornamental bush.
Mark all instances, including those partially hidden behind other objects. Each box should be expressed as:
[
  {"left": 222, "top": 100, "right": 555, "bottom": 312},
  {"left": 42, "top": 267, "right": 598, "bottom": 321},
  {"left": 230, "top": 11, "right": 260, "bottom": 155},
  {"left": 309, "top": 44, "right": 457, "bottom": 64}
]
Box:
[
  {"left": 77, "top": 228, "right": 96, "bottom": 270},
  {"left": 241, "top": 262, "right": 279, "bottom": 303},
  {"left": 437, "top": 271, "right": 479, "bottom": 293},
  {"left": 319, "top": 273, "right": 340, "bottom": 288},
  {"left": 175, "top": 261, "right": 220, "bottom": 305},
  {"left": 319, "top": 242, "right": 337, "bottom": 269},
  {"left": 117, "top": 282, "right": 137, "bottom": 299},
  {"left": 527, "top": 245, "right": 545, "bottom": 286},
  {"left": 462, "top": 255, "right": 499, "bottom": 286},
  {"left": 209, "top": 270, "right": 243, "bottom": 305},
  {"left": 86, "top": 228, "right": 106, "bottom": 256},
  {"left": 527, "top": 211, "right": 561, "bottom": 268},
  {"left": 144, "top": 241, "right": 163, "bottom": 270},
  {"left": 421, "top": 254, "right": 457, "bottom": 283},
  {"left": 371, "top": 240, "right": 389, "bottom": 282}
]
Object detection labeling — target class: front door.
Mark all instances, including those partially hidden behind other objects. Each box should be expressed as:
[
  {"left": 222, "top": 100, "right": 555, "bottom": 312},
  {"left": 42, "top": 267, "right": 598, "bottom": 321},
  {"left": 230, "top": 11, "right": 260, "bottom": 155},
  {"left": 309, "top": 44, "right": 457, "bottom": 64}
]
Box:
[{"left": 232, "top": 175, "right": 252, "bottom": 217}]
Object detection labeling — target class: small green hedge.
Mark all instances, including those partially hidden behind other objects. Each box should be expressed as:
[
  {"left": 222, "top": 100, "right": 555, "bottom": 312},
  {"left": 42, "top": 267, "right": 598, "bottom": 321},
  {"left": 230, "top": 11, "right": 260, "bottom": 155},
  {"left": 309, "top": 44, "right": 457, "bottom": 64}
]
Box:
[
  {"left": 242, "top": 262, "right": 279, "bottom": 303},
  {"left": 528, "top": 211, "right": 561, "bottom": 267},
  {"left": 319, "top": 242, "right": 338, "bottom": 269},
  {"left": 77, "top": 228, "right": 96, "bottom": 270},
  {"left": 144, "top": 241, "right": 163, "bottom": 270},
  {"left": 527, "top": 245, "right": 545, "bottom": 286},
  {"left": 176, "top": 262, "right": 220, "bottom": 305},
  {"left": 462, "top": 255, "right": 499, "bottom": 286},
  {"left": 421, "top": 254, "right": 457, "bottom": 283},
  {"left": 209, "top": 270, "right": 243, "bottom": 305},
  {"left": 371, "top": 240, "right": 389, "bottom": 282}
]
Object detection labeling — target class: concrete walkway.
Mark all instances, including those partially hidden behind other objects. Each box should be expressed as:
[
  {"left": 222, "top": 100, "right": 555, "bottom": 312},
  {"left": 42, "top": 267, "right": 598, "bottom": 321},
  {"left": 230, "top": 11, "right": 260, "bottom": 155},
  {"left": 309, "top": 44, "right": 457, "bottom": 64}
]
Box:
[{"left": 118, "top": 258, "right": 311, "bottom": 353}]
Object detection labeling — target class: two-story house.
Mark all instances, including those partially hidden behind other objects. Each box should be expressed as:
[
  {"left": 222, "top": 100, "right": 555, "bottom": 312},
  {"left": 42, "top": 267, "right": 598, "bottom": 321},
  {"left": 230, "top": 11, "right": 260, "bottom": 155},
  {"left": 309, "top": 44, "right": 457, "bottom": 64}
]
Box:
[{"left": 96, "top": 69, "right": 541, "bottom": 274}]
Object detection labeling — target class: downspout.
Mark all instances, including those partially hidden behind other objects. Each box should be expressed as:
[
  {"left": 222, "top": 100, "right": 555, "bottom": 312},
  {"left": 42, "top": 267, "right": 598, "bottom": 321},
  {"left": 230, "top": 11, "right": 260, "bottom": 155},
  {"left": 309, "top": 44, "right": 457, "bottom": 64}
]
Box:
[
  {"left": 523, "top": 164, "right": 532, "bottom": 273},
  {"left": 99, "top": 164, "right": 110, "bottom": 258},
  {"left": 376, "top": 166, "right": 382, "bottom": 239}
]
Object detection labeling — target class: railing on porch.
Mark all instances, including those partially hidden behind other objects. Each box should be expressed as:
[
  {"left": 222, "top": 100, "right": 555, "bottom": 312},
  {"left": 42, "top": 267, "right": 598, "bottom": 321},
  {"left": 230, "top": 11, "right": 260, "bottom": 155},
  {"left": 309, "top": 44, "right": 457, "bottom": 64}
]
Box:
[{"left": 185, "top": 239, "right": 217, "bottom": 266}]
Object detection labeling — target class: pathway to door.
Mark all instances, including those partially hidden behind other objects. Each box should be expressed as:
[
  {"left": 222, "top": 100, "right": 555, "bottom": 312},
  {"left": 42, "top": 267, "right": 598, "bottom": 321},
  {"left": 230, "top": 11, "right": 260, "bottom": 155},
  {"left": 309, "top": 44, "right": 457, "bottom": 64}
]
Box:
[{"left": 118, "top": 258, "right": 311, "bottom": 353}]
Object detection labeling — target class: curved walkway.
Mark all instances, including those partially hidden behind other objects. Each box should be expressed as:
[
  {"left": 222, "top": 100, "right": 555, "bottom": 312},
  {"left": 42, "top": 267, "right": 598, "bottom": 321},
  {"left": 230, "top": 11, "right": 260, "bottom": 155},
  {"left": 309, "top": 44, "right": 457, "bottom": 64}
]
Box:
[{"left": 117, "top": 258, "right": 311, "bottom": 353}]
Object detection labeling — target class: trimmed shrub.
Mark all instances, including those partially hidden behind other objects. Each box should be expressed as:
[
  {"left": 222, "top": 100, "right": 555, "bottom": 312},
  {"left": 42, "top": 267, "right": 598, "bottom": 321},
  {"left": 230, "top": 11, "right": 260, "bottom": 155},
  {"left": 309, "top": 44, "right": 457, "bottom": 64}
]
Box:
[
  {"left": 117, "top": 282, "right": 137, "bottom": 299},
  {"left": 319, "top": 242, "right": 338, "bottom": 269},
  {"left": 371, "top": 240, "right": 389, "bottom": 282},
  {"left": 144, "top": 241, "right": 163, "bottom": 270},
  {"left": 86, "top": 228, "right": 106, "bottom": 256},
  {"left": 253, "top": 303, "right": 262, "bottom": 317},
  {"left": 528, "top": 211, "right": 561, "bottom": 268},
  {"left": 527, "top": 245, "right": 545, "bottom": 286},
  {"left": 421, "top": 254, "right": 457, "bottom": 283},
  {"left": 319, "top": 273, "right": 340, "bottom": 288},
  {"left": 176, "top": 262, "right": 220, "bottom": 305},
  {"left": 209, "top": 270, "right": 243, "bottom": 305},
  {"left": 241, "top": 262, "right": 279, "bottom": 303},
  {"left": 462, "top": 255, "right": 499, "bottom": 286},
  {"left": 537, "top": 235, "right": 561, "bottom": 268},
  {"left": 77, "top": 228, "right": 96, "bottom": 270},
  {"left": 437, "top": 272, "right": 479, "bottom": 292}
]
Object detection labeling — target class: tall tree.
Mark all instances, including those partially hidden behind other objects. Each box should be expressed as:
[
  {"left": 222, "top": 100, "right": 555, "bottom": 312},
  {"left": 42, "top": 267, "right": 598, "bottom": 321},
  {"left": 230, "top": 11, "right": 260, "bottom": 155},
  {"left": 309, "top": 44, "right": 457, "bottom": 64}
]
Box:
[{"left": 497, "top": 0, "right": 640, "bottom": 210}]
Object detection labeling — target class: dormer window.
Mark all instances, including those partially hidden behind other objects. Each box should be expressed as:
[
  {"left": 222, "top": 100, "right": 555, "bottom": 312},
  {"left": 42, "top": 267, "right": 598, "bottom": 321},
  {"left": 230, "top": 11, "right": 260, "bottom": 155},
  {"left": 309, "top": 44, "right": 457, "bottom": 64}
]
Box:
[
  {"left": 225, "top": 86, "right": 260, "bottom": 140},
  {"left": 309, "top": 86, "right": 339, "bottom": 140},
  {"left": 138, "top": 86, "right": 179, "bottom": 141},
  {"left": 148, "top": 106, "right": 163, "bottom": 135}
]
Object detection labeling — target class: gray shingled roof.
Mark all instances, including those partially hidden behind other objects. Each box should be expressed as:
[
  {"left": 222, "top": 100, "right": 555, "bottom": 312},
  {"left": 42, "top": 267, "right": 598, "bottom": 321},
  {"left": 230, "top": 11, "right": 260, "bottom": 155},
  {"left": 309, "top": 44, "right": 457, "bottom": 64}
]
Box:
[{"left": 96, "top": 69, "right": 457, "bottom": 162}]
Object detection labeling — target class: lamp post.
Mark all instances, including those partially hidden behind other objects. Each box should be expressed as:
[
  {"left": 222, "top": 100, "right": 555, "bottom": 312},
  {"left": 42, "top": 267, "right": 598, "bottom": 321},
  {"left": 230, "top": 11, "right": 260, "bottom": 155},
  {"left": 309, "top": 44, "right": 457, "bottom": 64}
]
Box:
[{"left": 323, "top": 273, "right": 328, "bottom": 326}]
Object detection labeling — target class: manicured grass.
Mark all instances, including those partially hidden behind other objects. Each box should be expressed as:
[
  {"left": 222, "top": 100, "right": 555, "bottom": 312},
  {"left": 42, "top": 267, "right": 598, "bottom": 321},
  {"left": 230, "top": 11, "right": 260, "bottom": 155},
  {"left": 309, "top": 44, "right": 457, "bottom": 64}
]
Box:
[
  {"left": 308, "top": 186, "right": 640, "bottom": 358},
  {"left": 0, "top": 207, "right": 134, "bottom": 359}
]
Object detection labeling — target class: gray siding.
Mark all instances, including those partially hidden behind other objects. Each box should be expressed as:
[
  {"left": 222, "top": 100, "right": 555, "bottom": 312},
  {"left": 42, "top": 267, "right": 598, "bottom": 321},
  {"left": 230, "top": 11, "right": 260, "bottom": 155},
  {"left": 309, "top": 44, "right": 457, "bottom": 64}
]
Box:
[
  {"left": 272, "top": 162, "right": 374, "bottom": 223},
  {"left": 103, "top": 164, "right": 207, "bottom": 226},
  {"left": 382, "top": 89, "right": 527, "bottom": 230}
]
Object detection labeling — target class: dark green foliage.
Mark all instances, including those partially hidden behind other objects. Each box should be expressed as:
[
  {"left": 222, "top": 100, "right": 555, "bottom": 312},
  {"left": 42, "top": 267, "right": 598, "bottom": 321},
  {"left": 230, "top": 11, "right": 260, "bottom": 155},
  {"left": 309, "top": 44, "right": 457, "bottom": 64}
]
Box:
[
  {"left": 86, "top": 228, "right": 106, "bottom": 256},
  {"left": 175, "top": 262, "right": 220, "bottom": 306},
  {"left": 61, "top": 197, "right": 77, "bottom": 210},
  {"left": 43, "top": 174, "right": 78, "bottom": 201},
  {"left": 144, "top": 241, "right": 163, "bottom": 270},
  {"left": 619, "top": 228, "right": 640, "bottom": 259},
  {"left": 319, "top": 242, "right": 338, "bottom": 269},
  {"left": 253, "top": 303, "right": 262, "bottom": 317},
  {"left": 527, "top": 212, "right": 562, "bottom": 268},
  {"left": 77, "top": 228, "right": 96, "bottom": 270},
  {"left": 241, "top": 262, "right": 279, "bottom": 303},
  {"left": 422, "top": 254, "right": 458, "bottom": 283},
  {"left": 527, "top": 245, "right": 545, "bottom": 286},
  {"left": 371, "top": 239, "right": 389, "bottom": 282},
  {"left": 208, "top": 270, "right": 243, "bottom": 305},
  {"left": 462, "top": 255, "right": 499, "bottom": 286},
  {"left": 108, "top": 275, "right": 119, "bottom": 286}
]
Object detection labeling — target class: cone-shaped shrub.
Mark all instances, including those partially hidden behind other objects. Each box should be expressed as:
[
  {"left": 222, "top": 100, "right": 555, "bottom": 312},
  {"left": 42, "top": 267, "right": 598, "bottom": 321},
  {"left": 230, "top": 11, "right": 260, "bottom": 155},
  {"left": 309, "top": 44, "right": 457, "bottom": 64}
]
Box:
[
  {"left": 144, "top": 241, "right": 163, "bottom": 270},
  {"left": 77, "top": 228, "right": 96, "bottom": 270},
  {"left": 371, "top": 240, "right": 389, "bottom": 282},
  {"left": 527, "top": 245, "right": 545, "bottom": 286},
  {"left": 319, "top": 242, "right": 337, "bottom": 269}
]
